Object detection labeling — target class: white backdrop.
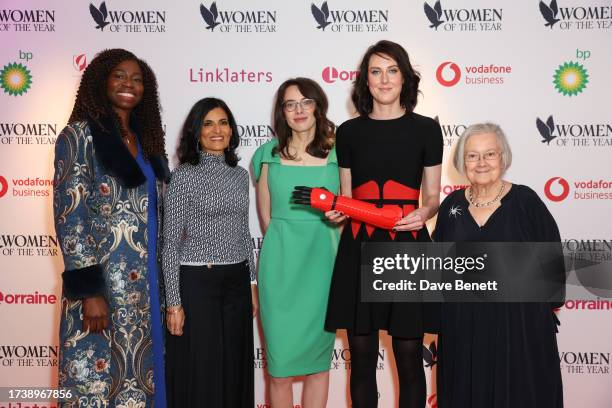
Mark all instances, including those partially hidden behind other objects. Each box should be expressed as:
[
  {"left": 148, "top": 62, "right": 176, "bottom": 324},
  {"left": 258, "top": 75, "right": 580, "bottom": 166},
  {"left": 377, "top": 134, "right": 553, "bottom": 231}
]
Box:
[{"left": 1, "top": 0, "right": 611, "bottom": 407}]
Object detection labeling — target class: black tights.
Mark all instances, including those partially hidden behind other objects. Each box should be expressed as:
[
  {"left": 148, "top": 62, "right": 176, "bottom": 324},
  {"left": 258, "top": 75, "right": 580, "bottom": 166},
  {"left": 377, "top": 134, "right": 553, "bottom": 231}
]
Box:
[{"left": 348, "top": 331, "right": 425, "bottom": 408}]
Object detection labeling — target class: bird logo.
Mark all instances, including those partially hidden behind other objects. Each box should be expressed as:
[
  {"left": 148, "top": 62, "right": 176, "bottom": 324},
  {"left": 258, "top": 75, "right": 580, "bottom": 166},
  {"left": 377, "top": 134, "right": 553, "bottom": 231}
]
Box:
[
  {"left": 311, "top": 2, "right": 331, "bottom": 31},
  {"left": 200, "top": 2, "right": 221, "bottom": 31},
  {"left": 89, "top": 2, "right": 110, "bottom": 31},
  {"left": 423, "top": 1, "right": 444, "bottom": 30},
  {"left": 536, "top": 116, "right": 557, "bottom": 145},
  {"left": 539, "top": 0, "right": 560, "bottom": 28},
  {"left": 423, "top": 340, "right": 438, "bottom": 369}
]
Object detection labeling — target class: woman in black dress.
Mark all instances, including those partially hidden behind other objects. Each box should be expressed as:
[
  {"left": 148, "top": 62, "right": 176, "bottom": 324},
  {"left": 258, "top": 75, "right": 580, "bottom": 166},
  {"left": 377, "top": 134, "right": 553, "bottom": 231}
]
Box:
[
  {"left": 325, "top": 40, "right": 443, "bottom": 407},
  {"left": 433, "top": 123, "right": 564, "bottom": 407}
]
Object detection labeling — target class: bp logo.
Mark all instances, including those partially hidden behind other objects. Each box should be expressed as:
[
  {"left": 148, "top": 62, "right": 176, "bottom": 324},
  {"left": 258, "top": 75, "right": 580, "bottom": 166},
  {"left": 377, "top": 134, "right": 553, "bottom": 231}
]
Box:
[
  {"left": 0, "top": 62, "right": 32, "bottom": 96},
  {"left": 553, "top": 61, "right": 588, "bottom": 96}
]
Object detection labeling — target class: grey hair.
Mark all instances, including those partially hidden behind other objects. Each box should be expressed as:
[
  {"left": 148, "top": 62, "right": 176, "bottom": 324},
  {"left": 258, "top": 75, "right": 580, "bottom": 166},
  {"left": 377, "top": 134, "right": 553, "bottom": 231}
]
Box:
[{"left": 453, "top": 122, "right": 512, "bottom": 175}]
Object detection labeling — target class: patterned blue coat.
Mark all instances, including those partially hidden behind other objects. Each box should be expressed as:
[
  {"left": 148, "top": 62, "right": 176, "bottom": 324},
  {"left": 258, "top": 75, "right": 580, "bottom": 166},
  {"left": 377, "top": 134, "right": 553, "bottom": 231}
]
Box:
[{"left": 53, "top": 118, "right": 169, "bottom": 407}]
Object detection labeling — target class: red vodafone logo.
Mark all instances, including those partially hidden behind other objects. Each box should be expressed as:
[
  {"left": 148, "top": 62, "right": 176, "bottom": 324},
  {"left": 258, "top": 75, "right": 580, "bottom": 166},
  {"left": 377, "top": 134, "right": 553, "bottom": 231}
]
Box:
[
  {"left": 322, "top": 66, "right": 358, "bottom": 84},
  {"left": 436, "top": 61, "right": 461, "bottom": 87},
  {"left": 544, "top": 177, "right": 570, "bottom": 202},
  {"left": 73, "top": 53, "right": 87, "bottom": 71},
  {"left": 0, "top": 176, "right": 8, "bottom": 198}
]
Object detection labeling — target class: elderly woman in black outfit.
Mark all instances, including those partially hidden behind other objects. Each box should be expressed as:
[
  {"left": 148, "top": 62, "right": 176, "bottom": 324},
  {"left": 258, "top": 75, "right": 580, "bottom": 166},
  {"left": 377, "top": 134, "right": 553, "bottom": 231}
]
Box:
[
  {"left": 433, "top": 122, "right": 564, "bottom": 408},
  {"left": 162, "top": 98, "right": 256, "bottom": 407}
]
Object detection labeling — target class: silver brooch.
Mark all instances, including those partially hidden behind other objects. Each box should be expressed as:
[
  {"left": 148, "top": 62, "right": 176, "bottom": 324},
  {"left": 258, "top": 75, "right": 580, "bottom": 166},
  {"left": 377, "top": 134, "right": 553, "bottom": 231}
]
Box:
[{"left": 448, "top": 205, "right": 462, "bottom": 218}]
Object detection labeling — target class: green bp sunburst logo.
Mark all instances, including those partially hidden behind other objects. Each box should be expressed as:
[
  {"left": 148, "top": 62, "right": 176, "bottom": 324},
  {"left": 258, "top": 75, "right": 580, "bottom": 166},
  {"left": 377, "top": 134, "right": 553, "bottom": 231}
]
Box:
[
  {"left": 0, "top": 62, "right": 33, "bottom": 96},
  {"left": 553, "top": 61, "right": 588, "bottom": 97}
]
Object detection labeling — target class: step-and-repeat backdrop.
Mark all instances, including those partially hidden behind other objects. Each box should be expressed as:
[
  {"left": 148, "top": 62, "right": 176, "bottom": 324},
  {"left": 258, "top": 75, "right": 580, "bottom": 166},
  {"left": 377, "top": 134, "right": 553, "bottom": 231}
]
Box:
[{"left": 1, "top": 1, "right": 610, "bottom": 406}]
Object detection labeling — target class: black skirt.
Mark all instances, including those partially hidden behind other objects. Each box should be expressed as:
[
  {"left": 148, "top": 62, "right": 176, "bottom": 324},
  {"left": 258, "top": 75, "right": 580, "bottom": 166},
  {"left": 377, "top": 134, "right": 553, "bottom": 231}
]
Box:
[
  {"left": 165, "top": 262, "right": 254, "bottom": 407},
  {"left": 325, "top": 226, "right": 439, "bottom": 338}
]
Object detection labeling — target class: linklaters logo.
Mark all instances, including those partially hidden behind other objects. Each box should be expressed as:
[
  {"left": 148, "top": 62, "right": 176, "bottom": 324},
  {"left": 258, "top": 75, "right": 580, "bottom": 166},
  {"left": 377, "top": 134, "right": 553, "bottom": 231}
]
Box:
[
  {"left": 0, "top": 62, "right": 32, "bottom": 96},
  {"left": 553, "top": 61, "right": 588, "bottom": 96},
  {"left": 539, "top": 0, "right": 612, "bottom": 30},
  {"left": 310, "top": 1, "right": 388, "bottom": 33},
  {"left": 88, "top": 1, "right": 166, "bottom": 33},
  {"left": 199, "top": 2, "right": 277, "bottom": 33},
  {"left": 536, "top": 115, "right": 611, "bottom": 147},
  {"left": 423, "top": 1, "right": 503, "bottom": 32}
]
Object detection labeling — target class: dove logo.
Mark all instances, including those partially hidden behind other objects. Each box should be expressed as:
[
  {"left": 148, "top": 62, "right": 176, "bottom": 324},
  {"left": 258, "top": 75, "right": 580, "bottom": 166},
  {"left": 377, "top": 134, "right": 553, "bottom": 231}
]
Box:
[
  {"left": 310, "top": 2, "right": 389, "bottom": 33},
  {"left": 422, "top": 340, "right": 438, "bottom": 369},
  {"left": 200, "top": 2, "right": 220, "bottom": 31},
  {"left": 538, "top": 1, "right": 612, "bottom": 30},
  {"left": 536, "top": 115, "right": 557, "bottom": 145},
  {"left": 0, "top": 176, "right": 8, "bottom": 198},
  {"left": 544, "top": 177, "right": 570, "bottom": 202},
  {"left": 436, "top": 62, "right": 461, "bottom": 87},
  {"left": 73, "top": 54, "right": 87, "bottom": 72},
  {"left": 321, "top": 66, "right": 358, "bottom": 84},
  {"left": 423, "top": 1, "right": 444, "bottom": 30},
  {"left": 88, "top": 2, "right": 166, "bottom": 33},
  {"left": 199, "top": 2, "right": 277, "bottom": 34}
]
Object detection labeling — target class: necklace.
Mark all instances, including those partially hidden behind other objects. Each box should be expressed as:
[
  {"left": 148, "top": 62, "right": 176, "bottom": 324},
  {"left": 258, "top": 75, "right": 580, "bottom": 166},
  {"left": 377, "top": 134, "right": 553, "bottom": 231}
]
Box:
[{"left": 468, "top": 182, "right": 505, "bottom": 208}]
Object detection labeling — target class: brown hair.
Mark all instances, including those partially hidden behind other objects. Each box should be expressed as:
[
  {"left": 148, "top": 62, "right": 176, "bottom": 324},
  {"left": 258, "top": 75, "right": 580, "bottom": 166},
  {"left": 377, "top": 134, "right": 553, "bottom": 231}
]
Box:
[
  {"left": 352, "top": 40, "right": 421, "bottom": 116},
  {"left": 272, "top": 77, "right": 334, "bottom": 160}
]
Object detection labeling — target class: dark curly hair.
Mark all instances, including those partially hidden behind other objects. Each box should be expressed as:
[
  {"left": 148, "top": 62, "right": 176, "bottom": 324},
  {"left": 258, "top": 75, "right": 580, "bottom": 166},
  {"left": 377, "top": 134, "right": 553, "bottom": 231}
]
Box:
[
  {"left": 176, "top": 98, "right": 240, "bottom": 167},
  {"left": 352, "top": 40, "right": 421, "bottom": 116},
  {"left": 69, "top": 48, "right": 166, "bottom": 159},
  {"left": 272, "top": 77, "right": 335, "bottom": 160}
]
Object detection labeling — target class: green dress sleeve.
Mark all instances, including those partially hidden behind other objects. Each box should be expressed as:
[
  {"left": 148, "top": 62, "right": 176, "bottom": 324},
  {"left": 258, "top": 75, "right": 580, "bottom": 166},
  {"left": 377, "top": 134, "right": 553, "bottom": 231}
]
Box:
[{"left": 252, "top": 140, "right": 279, "bottom": 182}]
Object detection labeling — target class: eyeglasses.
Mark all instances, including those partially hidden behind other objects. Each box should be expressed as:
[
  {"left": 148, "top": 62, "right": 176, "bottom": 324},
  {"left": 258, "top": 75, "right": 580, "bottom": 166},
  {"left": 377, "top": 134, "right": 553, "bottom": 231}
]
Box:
[
  {"left": 465, "top": 151, "right": 501, "bottom": 162},
  {"left": 282, "top": 98, "right": 316, "bottom": 112}
]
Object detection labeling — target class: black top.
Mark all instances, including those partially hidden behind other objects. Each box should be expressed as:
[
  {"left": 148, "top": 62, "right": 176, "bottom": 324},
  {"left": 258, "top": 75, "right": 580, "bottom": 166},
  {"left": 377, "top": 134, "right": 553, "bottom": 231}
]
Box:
[
  {"left": 336, "top": 112, "right": 443, "bottom": 190},
  {"left": 433, "top": 184, "right": 562, "bottom": 244}
]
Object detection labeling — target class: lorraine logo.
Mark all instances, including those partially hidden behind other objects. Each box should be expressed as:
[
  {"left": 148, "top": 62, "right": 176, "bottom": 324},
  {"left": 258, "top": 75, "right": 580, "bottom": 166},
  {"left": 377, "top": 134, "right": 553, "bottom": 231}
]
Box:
[
  {"left": 553, "top": 61, "right": 588, "bottom": 96},
  {"left": 544, "top": 177, "right": 570, "bottom": 202},
  {"left": 536, "top": 115, "right": 557, "bottom": 144},
  {"left": 89, "top": 1, "right": 110, "bottom": 31},
  {"left": 311, "top": 2, "right": 331, "bottom": 31},
  {"left": 539, "top": 0, "right": 561, "bottom": 28},
  {"left": 73, "top": 54, "right": 87, "bottom": 71},
  {"left": 0, "top": 176, "right": 8, "bottom": 198},
  {"left": 0, "top": 62, "right": 32, "bottom": 96},
  {"left": 200, "top": 2, "right": 221, "bottom": 31},
  {"left": 436, "top": 61, "right": 461, "bottom": 87},
  {"left": 423, "top": 1, "right": 444, "bottom": 30},
  {"left": 322, "top": 66, "right": 358, "bottom": 84}
]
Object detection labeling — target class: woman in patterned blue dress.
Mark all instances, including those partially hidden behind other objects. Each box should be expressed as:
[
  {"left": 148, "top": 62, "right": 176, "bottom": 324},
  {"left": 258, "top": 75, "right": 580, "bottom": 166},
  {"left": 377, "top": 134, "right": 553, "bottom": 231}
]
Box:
[{"left": 53, "top": 49, "right": 169, "bottom": 407}]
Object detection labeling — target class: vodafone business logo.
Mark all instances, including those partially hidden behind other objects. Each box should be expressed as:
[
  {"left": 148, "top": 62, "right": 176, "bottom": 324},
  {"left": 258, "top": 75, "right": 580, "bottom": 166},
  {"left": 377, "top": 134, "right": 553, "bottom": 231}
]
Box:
[
  {"left": 544, "top": 177, "right": 570, "bottom": 202},
  {"left": 321, "top": 66, "right": 358, "bottom": 84},
  {"left": 0, "top": 176, "right": 8, "bottom": 198},
  {"left": 436, "top": 61, "right": 461, "bottom": 87}
]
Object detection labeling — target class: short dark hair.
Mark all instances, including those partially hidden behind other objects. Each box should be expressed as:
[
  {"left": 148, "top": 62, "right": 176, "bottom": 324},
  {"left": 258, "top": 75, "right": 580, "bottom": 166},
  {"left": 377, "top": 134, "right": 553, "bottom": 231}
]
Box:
[
  {"left": 69, "top": 48, "right": 166, "bottom": 159},
  {"left": 176, "top": 98, "right": 240, "bottom": 167},
  {"left": 352, "top": 40, "right": 421, "bottom": 116},
  {"left": 272, "top": 77, "right": 334, "bottom": 160}
]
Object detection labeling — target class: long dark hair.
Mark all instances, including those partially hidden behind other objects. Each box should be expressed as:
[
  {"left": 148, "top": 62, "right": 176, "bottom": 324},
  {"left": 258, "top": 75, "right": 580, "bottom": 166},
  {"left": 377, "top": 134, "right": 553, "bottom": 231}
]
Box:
[
  {"left": 69, "top": 48, "right": 166, "bottom": 159},
  {"left": 352, "top": 40, "right": 421, "bottom": 116},
  {"left": 272, "top": 77, "right": 334, "bottom": 160},
  {"left": 176, "top": 98, "right": 240, "bottom": 167}
]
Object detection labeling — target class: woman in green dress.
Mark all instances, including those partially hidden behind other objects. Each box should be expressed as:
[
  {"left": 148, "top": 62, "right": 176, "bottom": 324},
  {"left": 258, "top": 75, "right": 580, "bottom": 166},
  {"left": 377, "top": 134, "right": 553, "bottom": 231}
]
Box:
[{"left": 253, "top": 77, "right": 340, "bottom": 408}]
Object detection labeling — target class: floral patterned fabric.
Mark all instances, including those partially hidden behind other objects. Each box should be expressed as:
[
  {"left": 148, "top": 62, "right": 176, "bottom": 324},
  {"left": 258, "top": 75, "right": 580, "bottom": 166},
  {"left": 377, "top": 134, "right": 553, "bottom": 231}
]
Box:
[{"left": 53, "top": 121, "right": 166, "bottom": 407}]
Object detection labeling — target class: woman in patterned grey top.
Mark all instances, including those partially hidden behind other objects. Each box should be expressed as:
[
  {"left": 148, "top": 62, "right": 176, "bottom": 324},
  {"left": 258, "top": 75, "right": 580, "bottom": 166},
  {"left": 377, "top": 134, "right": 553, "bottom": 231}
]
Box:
[{"left": 162, "top": 98, "right": 255, "bottom": 407}]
